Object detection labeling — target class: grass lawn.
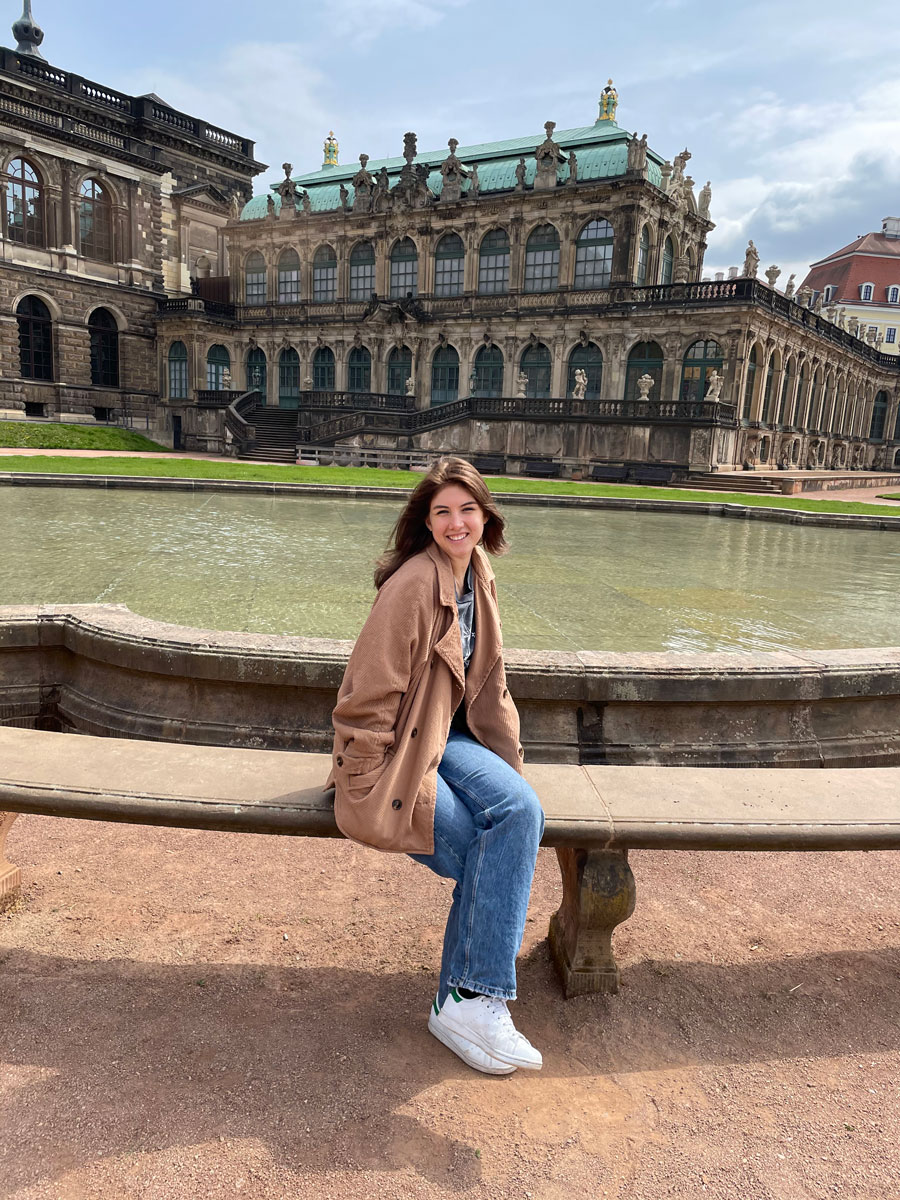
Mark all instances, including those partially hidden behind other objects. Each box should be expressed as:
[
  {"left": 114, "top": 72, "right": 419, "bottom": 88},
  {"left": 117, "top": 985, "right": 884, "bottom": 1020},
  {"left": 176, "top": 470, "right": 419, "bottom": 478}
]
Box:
[
  {"left": 2, "top": 453, "right": 900, "bottom": 516},
  {"left": 0, "top": 422, "right": 170, "bottom": 453}
]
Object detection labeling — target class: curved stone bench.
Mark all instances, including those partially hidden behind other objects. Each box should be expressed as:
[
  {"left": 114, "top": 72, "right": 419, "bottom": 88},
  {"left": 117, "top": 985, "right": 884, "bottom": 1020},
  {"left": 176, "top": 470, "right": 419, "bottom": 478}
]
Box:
[{"left": 2, "top": 728, "right": 900, "bottom": 996}]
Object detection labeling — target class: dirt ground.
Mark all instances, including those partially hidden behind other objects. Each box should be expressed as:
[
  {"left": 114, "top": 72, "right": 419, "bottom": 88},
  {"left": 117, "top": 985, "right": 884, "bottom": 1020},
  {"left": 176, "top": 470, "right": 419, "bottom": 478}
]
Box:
[{"left": 1, "top": 818, "right": 898, "bottom": 1200}]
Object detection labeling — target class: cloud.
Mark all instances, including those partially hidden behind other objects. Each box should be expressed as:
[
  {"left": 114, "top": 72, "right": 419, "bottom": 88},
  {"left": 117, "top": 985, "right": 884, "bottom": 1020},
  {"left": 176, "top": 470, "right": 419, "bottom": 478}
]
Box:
[{"left": 324, "top": 0, "right": 471, "bottom": 44}]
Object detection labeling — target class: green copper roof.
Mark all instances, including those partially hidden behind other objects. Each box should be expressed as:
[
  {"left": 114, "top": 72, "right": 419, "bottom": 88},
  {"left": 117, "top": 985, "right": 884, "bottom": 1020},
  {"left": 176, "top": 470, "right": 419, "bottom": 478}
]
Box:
[{"left": 240, "top": 120, "right": 664, "bottom": 221}]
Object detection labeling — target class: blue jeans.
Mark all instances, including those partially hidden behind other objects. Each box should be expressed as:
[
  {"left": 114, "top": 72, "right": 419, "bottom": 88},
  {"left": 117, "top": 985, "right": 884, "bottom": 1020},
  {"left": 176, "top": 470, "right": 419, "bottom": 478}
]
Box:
[{"left": 410, "top": 729, "right": 544, "bottom": 1003}]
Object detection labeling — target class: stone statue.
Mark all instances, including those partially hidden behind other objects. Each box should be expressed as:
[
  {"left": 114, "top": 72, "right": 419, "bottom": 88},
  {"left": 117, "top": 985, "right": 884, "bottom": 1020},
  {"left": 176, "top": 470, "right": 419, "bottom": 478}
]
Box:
[
  {"left": 673, "top": 253, "right": 690, "bottom": 284},
  {"left": 373, "top": 166, "right": 391, "bottom": 212},
  {"left": 671, "top": 148, "right": 691, "bottom": 186},
  {"left": 403, "top": 131, "right": 417, "bottom": 164},
  {"left": 567, "top": 150, "right": 578, "bottom": 184},
  {"left": 276, "top": 163, "right": 297, "bottom": 206},
  {"left": 627, "top": 132, "right": 640, "bottom": 172},
  {"left": 516, "top": 371, "right": 529, "bottom": 399},
  {"left": 742, "top": 240, "right": 759, "bottom": 278},
  {"left": 796, "top": 284, "right": 813, "bottom": 308},
  {"left": 352, "top": 153, "right": 375, "bottom": 212},
  {"left": 339, "top": 183, "right": 349, "bottom": 211},
  {"left": 405, "top": 376, "right": 416, "bottom": 397},
  {"left": 837, "top": 307, "right": 847, "bottom": 330},
  {"left": 304, "top": 375, "right": 313, "bottom": 390},
  {"left": 698, "top": 180, "right": 712, "bottom": 219},
  {"left": 636, "top": 372, "right": 655, "bottom": 400},
  {"left": 705, "top": 369, "right": 724, "bottom": 401},
  {"left": 266, "top": 193, "right": 275, "bottom": 216},
  {"left": 222, "top": 368, "right": 232, "bottom": 390},
  {"left": 598, "top": 78, "right": 618, "bottom": 122},
  {"left": 301, "top": 189, "right": 311, "bottom": 214},
  {"left": 535, "top": 120, "right": 564, "bottom": 190},
  {"left": 784, "top": 273, "right": 796, "bottom": 299},
  {"left": 573, "top": 368, "right": 588, "bottom": 400},
  {"left": 812, "top": 292, "right": 823, "bottom": 315},
  {"left": 660, "top": 160, "right": 673, "bottom": 194},
  {"left": 229, "top": 194, "right": 242, "bottom": 220},
  {"left": 628, "top": 133, "right": 647, "bottom": 175},
  {"left": 682, "top": 175, "right": 696, "bottom": 211},
  {"left": 765, "top": 264, "right": 781, "bottom": 289},
  {"left": 515, "top": 157, "right": 527, "bottom": 191},
  {"left": 469, "top": 163, "right": 480, "bottom": 197},
  {"left": 440, "top": 138, "right": 467, "bottom": 204}
]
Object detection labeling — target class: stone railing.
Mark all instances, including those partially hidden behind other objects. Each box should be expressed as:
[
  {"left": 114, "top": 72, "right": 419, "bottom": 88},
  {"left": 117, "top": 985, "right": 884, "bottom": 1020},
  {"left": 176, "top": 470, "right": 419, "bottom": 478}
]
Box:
[
  {"left": 3, "top": 604, "right": 900, "bottom": 768},
  {"left": 223, "top": 390, "right": 261, "bottom": 450}
]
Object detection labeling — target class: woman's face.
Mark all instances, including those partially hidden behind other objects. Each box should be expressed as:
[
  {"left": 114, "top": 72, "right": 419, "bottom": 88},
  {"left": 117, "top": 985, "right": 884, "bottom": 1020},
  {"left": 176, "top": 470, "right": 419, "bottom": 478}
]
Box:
[{"left": 425, "top": 483, "right": 486, "bottom": 570}]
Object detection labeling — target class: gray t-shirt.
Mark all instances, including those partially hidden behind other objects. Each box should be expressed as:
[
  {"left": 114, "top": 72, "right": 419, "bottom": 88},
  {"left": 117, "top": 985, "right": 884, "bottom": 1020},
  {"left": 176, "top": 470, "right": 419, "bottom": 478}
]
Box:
[{"left": 455, "top": 563, "right": 475, "bottom": 671}]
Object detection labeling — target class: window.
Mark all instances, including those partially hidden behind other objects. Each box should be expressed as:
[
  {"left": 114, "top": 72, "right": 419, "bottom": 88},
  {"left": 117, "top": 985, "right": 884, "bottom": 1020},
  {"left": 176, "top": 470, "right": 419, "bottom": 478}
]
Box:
[
  {"left": 870, "top": 390, "right": 889, "bottom": 440},
  {"left": 636, "top": 225, "right": 650, "bottom": 286},
  {"left": 808, "top": 370, "right": 823, "bottom": 429},
  {"left": 742, "top": 345, "right": 757, "bottom": 419},
  {"left": 168, "top": 341, "right": 188, "bottom": 399},
  {"left": 796, "top": 363, "right": 810, "bottom": 426},
  {"left": 868, "top": 325, "right": 878, "bottom": 339},
  {"left": 574, "top": 218, "right": 614, "bottom": 289},
  {"left": 860, "top": 283, "right": 874, "bottom": 301},
  {"left": 277, "top": 249, "right": 300, "bottom": 303},
  {"left": 660, "top": 236, "right": 674, "bottom": 285},
  {"left": 778, "top": 358, "right": 794, "bottom": 424},
  {"left": 823, "top": 285, "right": 836, "bottom": 303},
  {"left": 349, "top": 241, "right": 375, "bottom": 300},
  {"left": 390, "top": 238, "right": 418, "bottom": 298},
  {"left": 680, "top": 339, "right": 723, "bottom": 404},
  {"left": 567, "top": 343, "right": 603, "bottom": 399},
  {"left": 246, "top": 346, "right": 266, "bottom": 394},
  {"left": 761, "top": 355, "right": 777, "bottom": 423},
  {"left": 16, "top": 296, "right": 52, "bottom": 380},
  {"left": 887, "top": 327, "right": 897, "bottom": 344},
  {"left": 313, "top": 245, "right": 337, "bottom": 301},
  {"left": 520, "top": 343, "right": 552, "bottom": 397},
  {"left": 434, "top": 233, "right": 465, "bottom": 297},
  {"left": 387, "top": 346, "right": 413, "bottom": 395},
  {"left": 888, "top": 286, "right": 900, "bottom": 304},
  {"left": 5, "top": 158, "right": 44, "bottom": 247},
  {"left": 624, "top": 341, "right": 663, "bottom": 401},
  {"left": 244, "top": 252, "right": 266, "bottom": 304},
  {"left": 79, "top": 178, "right": 112, "bottom": 262},
  {"left": 478, "top": 229, "right": 510, "bottom": 294},
  {"left": 313, "top": 346, "right": 335, "bottom": 390},
  {"left": 473, "top": 344, "right": 504, "bottom": 398},
  {"left": 206, "top": 344, "right": 230, "bottom": 390},
  {"left": 89, "top": 308, "right": 119, "bottom": 388},
  {"left": 524, "top": 224, "right": 560, "bottom": 293},
  {"left": 278, "top": 348, "right": 300, "bottom": 406},
  {"left": 431, "top": 345, "right": 459, "bottom": 405},
  {"left": 347, "top": 346, "right": 371, "bottom": 391}
]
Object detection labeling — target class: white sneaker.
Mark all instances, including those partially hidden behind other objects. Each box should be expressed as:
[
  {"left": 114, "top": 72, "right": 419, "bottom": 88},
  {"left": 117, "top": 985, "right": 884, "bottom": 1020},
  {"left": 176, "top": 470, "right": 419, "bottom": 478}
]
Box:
[
  {"left": 431, "top": 989, "right": 542, "bottom": 1071},
  {"left": 428, "top": 997, "right": 516, "bottom": 1075}
]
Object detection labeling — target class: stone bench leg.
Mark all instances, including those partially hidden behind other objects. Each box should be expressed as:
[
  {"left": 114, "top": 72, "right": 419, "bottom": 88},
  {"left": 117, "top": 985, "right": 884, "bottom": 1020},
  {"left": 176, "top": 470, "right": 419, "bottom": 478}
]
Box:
[
  {"left": 549, "top": 847, "right": 636, "bottom": 998},
  {"left": 0, "top": 812, "right": 22, "bottom": 908}
]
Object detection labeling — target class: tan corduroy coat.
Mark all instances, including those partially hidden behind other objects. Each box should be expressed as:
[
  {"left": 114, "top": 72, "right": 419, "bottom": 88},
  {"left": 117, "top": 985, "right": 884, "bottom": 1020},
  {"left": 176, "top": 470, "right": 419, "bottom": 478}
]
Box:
[{"left": 329, "top": 542, "right": 523, "bottom": 854}]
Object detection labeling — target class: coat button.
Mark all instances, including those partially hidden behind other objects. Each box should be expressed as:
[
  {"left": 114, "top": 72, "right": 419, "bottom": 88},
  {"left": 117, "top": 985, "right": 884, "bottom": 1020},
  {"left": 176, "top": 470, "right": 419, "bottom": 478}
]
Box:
[
  {"left": 411, "top": 727, "right": 418, "bottom": 738},
  {"left": 336, "top": 755, "right": 343, "bottom": 767},
  {"left": 392, "top": 798, "right": 403, "bottom": 810}
]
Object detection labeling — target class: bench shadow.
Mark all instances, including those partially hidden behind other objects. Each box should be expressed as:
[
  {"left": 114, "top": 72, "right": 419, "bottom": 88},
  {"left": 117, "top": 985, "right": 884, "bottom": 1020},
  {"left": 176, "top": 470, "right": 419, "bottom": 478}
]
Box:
[{"left": 1, "top": 943, "right": 899, "bottom": 1192}]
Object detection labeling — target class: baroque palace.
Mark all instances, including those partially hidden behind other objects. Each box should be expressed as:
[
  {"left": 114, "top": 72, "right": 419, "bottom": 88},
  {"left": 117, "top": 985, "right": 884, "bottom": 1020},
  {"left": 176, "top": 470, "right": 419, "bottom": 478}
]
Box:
[{"left": 2, "top": 6, "right": 899, "bottom": 475}]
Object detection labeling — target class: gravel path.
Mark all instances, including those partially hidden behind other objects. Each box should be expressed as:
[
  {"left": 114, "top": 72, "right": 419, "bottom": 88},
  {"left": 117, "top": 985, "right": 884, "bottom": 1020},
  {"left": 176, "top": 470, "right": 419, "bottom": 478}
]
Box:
[{"left": 1, "top": 815, "right": 898, "bottom": 1199}]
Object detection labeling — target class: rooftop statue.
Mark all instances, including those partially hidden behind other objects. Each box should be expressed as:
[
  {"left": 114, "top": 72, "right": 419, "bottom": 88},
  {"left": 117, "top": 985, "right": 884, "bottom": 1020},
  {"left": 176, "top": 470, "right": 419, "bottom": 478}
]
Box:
[
  {"left": 439, "top": 138, "right": 468, "bottom": 204},
  {"left": 276, "top": 163, "right": 298, "bottom": 208},
  {"left": 515, "top": 157, "right": 527, "bottom": 191},
  {"left": 742, "top": 239, "right": 759, "bottom": 279},
  {"left": 567, "top": 150, "right": 578, "bottom": 184},
  {"left": 598, "top": 78, "right": 618, "bottom": 122},
  {"left": 698, "top": 180, "right": 712, "bottom": 219},
  {"left": 352, "top": 153, "right": 375, "bottom": 212},
  {"left": 535, "top": 121, "right": 564, "bottom": 190},
  {"left": 627, "top": 133, "right": 648, "bottom": 175},
  {"left": 783, "top": 272, "right": 796, "bottom": 298},
  {"left": 323, "top": 131, "right": 339, "bottom": 167},
  {"left": 765, "top": 264, "right": 781, "bottom": 289}
]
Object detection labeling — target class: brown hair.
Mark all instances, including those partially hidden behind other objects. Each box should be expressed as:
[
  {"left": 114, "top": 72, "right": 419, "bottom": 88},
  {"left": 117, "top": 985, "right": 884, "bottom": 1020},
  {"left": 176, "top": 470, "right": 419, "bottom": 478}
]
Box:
[{"left": 374, "top": 457, "right": 508, "bottom": 588}]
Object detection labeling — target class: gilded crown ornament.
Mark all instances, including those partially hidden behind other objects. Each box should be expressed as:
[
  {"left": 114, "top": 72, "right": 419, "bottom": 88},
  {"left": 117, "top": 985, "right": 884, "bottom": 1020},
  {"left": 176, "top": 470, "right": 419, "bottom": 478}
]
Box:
[{"left": 598, "top": 78, "right": 618, "bottom": 122}]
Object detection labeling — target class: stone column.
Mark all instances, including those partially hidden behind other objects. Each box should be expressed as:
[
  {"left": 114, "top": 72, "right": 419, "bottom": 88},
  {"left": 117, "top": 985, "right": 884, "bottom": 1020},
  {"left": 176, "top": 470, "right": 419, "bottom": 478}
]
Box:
[
  {"left": 548, "top": 847, "right": 636, "bottom": 997},
  {"left": 375, "top": 235, "right": 389, "bottom": 298},
  {"left": 418, "top": 233, "right": 434, "bottom": 296},
  {"left": 508, "top": 219, "right": 523, "bottom": 294},
  {"left": 464, "top": 226, "right": 478, "bottom": 294},
  {"left": 550, "top": 337, "right": 566, "bottom": 398},
  {"left": 660, "top": 337, "right": 682, "bottom": 404},
  {"left": 604, "top": 337, "right": 627, "bottom": 401},
  {"left": 611, "top": 210, "right": 636, "bottom": 286}
]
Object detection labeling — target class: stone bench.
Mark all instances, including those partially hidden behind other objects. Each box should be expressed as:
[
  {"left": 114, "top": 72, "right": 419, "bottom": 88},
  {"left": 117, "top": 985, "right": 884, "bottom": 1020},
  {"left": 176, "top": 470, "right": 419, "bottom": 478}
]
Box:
[{"left": 2, "top": 728, "right": 899, "bottom": 997}]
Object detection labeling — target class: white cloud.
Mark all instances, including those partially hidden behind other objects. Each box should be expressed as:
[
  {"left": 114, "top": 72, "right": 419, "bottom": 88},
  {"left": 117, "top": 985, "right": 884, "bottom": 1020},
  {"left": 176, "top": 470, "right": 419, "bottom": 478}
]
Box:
[{"left": 324, "top": 0, "right": 471, "bottom": 44}]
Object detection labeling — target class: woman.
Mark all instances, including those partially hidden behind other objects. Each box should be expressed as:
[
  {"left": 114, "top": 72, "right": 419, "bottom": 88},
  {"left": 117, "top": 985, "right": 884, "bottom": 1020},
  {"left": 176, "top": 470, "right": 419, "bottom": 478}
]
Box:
[{"left": 330, "top": 457, "right": 544, "bottom": 1075}]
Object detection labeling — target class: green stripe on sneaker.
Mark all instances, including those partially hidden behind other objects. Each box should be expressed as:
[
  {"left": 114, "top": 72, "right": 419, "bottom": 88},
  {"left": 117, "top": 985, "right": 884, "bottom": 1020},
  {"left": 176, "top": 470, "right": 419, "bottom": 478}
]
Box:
[
  {"left": 450, "top": 987, "right": 462, "bottom": 1003},
  {"left": 433, "top": 997, "right": 439, "bottom": 1016}
]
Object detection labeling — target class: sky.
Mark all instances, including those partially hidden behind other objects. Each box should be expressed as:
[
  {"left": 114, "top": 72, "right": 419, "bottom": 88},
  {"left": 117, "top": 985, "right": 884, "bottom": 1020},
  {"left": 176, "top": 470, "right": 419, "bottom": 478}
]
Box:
[{"left": 18, "top": 0, "right": 900, "bottom": 285}]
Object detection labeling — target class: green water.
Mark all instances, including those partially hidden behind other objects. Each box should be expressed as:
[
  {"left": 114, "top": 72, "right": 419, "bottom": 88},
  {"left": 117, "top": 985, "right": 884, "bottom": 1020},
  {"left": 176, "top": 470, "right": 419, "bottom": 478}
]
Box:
[{"left": 2, "top": 487, "right": 898, "bottom": 653}]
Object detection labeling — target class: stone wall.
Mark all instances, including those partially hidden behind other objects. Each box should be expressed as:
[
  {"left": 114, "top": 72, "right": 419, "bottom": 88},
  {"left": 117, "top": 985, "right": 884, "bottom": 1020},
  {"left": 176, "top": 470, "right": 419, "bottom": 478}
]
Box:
[{"left": 3, "top": 604, "right": 900, "bottom": 769}]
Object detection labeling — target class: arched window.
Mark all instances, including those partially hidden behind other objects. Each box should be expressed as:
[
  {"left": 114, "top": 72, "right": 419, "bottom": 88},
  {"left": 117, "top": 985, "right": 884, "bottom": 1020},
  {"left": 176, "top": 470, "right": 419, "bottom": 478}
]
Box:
[
  {"left": 247, "top": 346, "right": 267, "bottom": 394},
  {"left": 574, "top": 218, "right": 614, "bottom": 289},
  {"left": 870, "top": 390, "right": 889, "bottom": 440},
  {"left": 519, "top": 343, "right": 552, "bottom": 398},
  {"left": 431, "top": 345, "right": 460, "bottom": 405},
  {"left": 761, "top": 354, "right": 777, "bottom": 423},
  {"left": 680, "top": 338, "right": 723, "bottom": 404},
  {"left": 742, "top": 346, "right": 758, "bottom": 419},
  {"left": 278, "top": 348, "right": 300, "bottom": 407},
  {"left": 79, "top": 178, "right": 112, "bottom": 262},
  {"left": 822, "top": 374, "right": 834, "bottom": 430},
  {"left": 244, "top": 252, "right": 266, "bottom": 304},
  {"left": 434, "top": 233, "right": 465, "bottom": 297},
  {"left": 796, "top": 362, "right": 810, "bottom": 427},
  {"left": 778, "top": 357, "right": 794, "bottom": 424},
  {"left": 313, "top": 346, "right": 335, "bottom": 391},
  {"left": 387, "top": 345, "right": 413, "bottom": 395},
  {"left": 624, "top": 341, "right": 664, "bottom": 401},
  {"left": 860, "top": 283, "right": 874, "bottom": 302},
  {"left": 473, "top": 344, "right": 504, "bottom": 398},
  {"left": 5, "top": 158, "right": 44, "bottom": 247},
  {"left": 206, "top": 344, "right": 231, "bottom": 390},
  {"left": 168, "top": 340, "right": 188, "bottom": 399},
  {"left": 567, "top": 343, "right": 603, "bottom": 399},
  {"left": 478, "top": 229, "right": 509, "bottom": 294},
  {"left": 89, "top": 308, "right": 119, "bottom": 388},
  {"left": 349, "top": 241, "right": 375, "bottom": 300},
  {"left": 277, "top": 249, "right": 300, "bottom": 303},
  {"left": 636, "top": 225, "right": 650, "bottom": 286},
  {"left": 809, "top": 369, "right": 823, "bottom": 429},
  {"left": 660, "top": 236, "right": 674, "bottom": 285},
  {"left": 313, "top": 245, "right": 337, "bottom": 301},
  {"left": 348, "top": 346, "right": 371, "bottom": 391},
  {"left": 524, "top": 224, "right": 560, "bottom": 293},
  {"left": 888, "top": 285, "right": 900, "bottom": 305},
  {"left": 16, "top": 296, "right": 52, "bottom": 380},
  {"left": 390, "top": 238, "right": 418, "bottom": 298}
]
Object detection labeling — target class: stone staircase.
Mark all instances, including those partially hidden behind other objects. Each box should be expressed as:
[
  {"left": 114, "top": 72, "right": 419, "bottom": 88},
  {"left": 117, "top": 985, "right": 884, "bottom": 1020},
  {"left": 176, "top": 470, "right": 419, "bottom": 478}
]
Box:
[
  {"left": 237, "top": 406, "right": 300, "bottom": 463},
  {"left": 670, "top": 473, "right": 784, "bottom": 495}
]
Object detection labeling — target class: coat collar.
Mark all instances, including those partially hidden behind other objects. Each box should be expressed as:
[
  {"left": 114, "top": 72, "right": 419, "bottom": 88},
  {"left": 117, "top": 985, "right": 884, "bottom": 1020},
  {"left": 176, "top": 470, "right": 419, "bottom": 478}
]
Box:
[
  {"left": 425, "top": 542, "right": 501, "bottom": 702},
  {"left": 425, "top": 541, "right": 495, "bottom": 609}
]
